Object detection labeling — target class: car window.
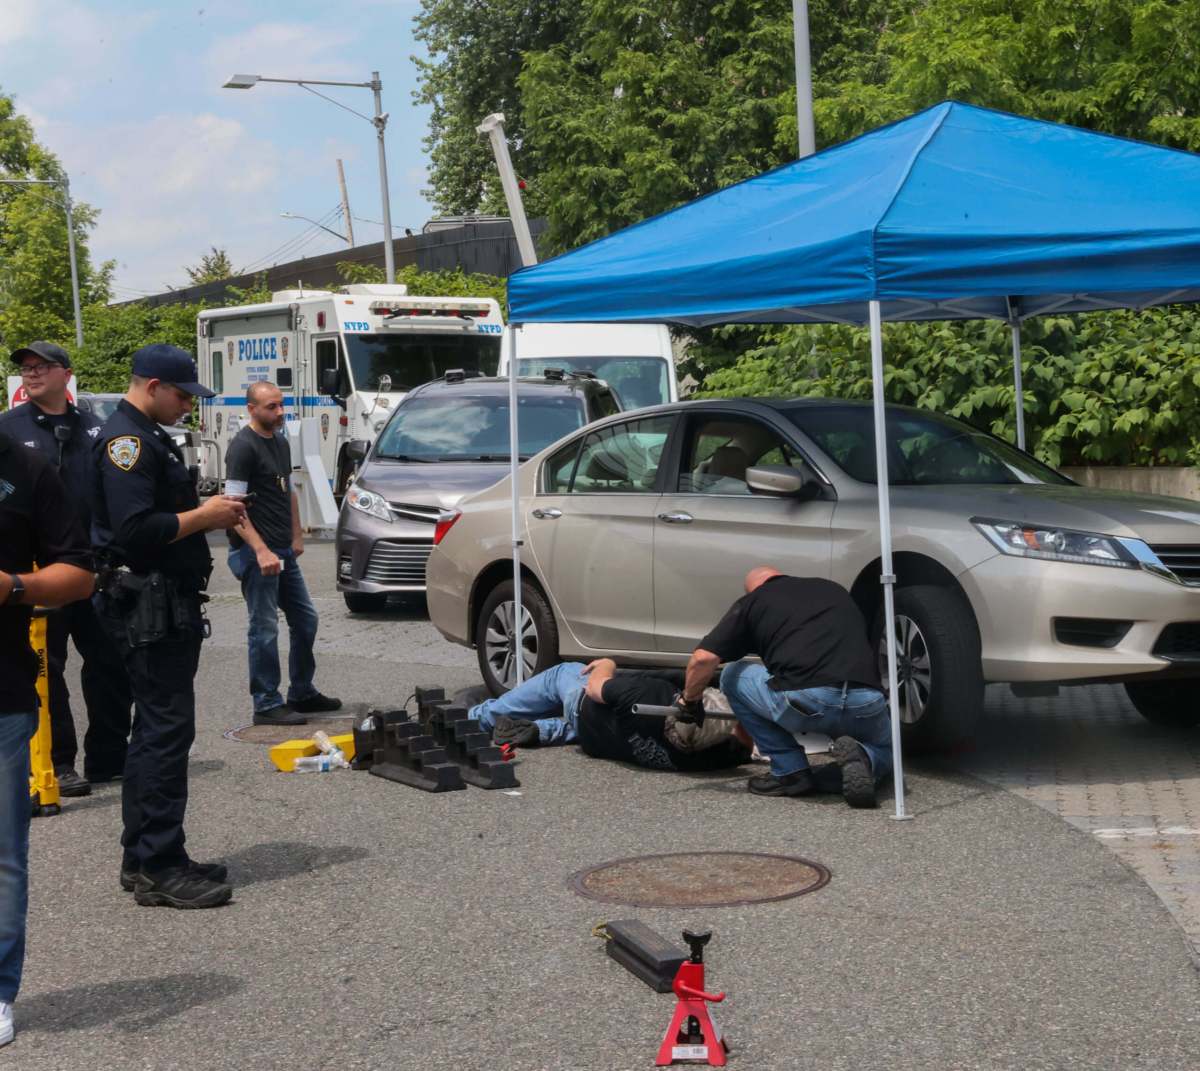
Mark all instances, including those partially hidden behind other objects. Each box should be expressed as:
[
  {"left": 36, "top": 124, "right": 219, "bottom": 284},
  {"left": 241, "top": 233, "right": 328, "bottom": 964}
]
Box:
[
  {"left": 679, "top": 415, "right": 805, "bottom": 495},
  {"left": 787, "top": 406, "right": 1072, "bottom": 486},
  {"left": 544, "top": 439, "right": 581, "bottom": 493},
  {"left": 569, "top": 415, "right": 673, "bottom": 493},
  {"left": 375, "top": 392, "right": 586, "bottom": 461}
]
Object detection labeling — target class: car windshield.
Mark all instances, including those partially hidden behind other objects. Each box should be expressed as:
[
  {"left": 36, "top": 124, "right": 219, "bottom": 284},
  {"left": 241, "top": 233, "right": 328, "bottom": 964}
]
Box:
[
  {"left": 345, "top": 332, "right": 500, "bottom": 392},
  {"left": 517, "top": 356, "right": 667, "bottom": 409},
  {"left": 786, "top": 405, "right": 1072, "bottom": 486},
  {"left": 374, "top": 392, "right": 587, "bottom": 462}
]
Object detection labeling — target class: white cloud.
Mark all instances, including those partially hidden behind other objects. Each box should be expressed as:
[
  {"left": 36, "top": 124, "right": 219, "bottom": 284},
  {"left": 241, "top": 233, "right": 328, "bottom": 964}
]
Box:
[
  {"left": 0, "top": 0, "right": 38, "bottom": 46},
  {"left": 202, "top": 21, "right": 360, "bottom": 88}
]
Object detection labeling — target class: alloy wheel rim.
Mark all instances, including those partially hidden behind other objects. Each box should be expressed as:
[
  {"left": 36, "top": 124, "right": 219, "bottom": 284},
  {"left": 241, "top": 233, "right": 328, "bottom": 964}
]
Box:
[
  {"left": 483, "top": 599, "right": 538, "bottom": 689},
  {"left": 879, "top": 613, "right": 932, "bottom": 725}
]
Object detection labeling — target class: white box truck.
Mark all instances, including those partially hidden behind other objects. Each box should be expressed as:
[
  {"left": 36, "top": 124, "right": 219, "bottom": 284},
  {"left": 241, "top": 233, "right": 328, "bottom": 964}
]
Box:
[
  {"left": 196, "top": 283, "right": 504, "bottom": 494},
  {"left": 499, "top": 322, "right": 678, "bottom": 410}
]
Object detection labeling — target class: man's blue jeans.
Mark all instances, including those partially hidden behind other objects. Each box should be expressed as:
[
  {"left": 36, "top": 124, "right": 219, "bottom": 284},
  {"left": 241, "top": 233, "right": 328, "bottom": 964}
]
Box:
[
  {"left": 721, "top": 661, "right": 892, "bottom": 781},
  {"left": 0, "top": 712, "right": 36, "bottom": 1003},
  {"left": 229, "top": 545, "right": 319, "bottom": 714},
  {"left": 469, "top": 663, "right": 585, "bottom": 745}
]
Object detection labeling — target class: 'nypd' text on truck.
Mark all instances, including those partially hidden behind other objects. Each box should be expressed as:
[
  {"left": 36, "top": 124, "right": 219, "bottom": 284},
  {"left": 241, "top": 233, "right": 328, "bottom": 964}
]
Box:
[{"left": 196, "top": 283, "right": 504, "bottom": 494}]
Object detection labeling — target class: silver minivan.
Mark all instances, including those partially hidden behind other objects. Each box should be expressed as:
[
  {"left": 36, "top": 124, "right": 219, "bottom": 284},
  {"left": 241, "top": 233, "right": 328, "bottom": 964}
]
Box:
[{"left": 335, "top": 371, "right": 622, "bottom": 611}]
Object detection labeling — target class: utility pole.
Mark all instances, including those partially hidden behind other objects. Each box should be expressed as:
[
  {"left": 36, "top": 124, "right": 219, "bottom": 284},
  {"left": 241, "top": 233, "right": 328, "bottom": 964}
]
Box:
[
  {"left": 476, "top": 113, "right": 537, "bottom": 267},
  {"left": 336, "top": 159, "right": 355, "bottom": 248},
  {"left": 0, "top": 175, "right": 84, "bottom": 347},
  {"left": 792, "top": 0, "right": 816, "bottom": 158}
]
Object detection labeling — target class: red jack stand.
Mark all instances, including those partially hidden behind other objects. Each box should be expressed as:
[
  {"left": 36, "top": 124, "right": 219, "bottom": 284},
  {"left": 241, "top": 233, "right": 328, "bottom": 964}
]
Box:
[{"left": 656, "top": 930, "right": 728, "bottom": 1067}]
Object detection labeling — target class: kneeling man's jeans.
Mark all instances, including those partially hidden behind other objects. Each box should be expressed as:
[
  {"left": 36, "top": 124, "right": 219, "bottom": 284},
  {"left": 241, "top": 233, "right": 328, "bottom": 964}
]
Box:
[
  {"left": 469, "top": 663, "right": 585, "bottom": 745},
  {"left": 0, "top": 712, "right": 37, "bottom": 1003},
  {"left": 721, "top": 661, "right": 891, "bottom": 781}
]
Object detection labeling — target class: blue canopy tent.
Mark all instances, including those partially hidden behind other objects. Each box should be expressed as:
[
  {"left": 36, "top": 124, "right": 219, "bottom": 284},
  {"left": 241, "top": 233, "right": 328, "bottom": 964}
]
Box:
[{"left": 500, "top": 100, "right": 1200, "bottom": 817}]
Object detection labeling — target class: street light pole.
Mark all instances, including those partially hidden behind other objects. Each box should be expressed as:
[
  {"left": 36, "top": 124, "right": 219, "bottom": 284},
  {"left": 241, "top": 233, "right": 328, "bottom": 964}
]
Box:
[
  {"left": 223, "top": 71, "right": 396, "bottom": 283},
  {"left": 792, "top": 0, "right": 816, "bottom": 158},
  {"left": 0, "top": 175, "right": 84, "bottom": 347},
  {"left": 370, "top": 72, "right": 395, "bottom": 284}
]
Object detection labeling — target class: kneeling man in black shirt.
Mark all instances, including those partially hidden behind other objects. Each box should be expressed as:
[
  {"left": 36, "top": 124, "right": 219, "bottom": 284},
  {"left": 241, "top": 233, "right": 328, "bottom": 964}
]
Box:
[{"left": 678, "top": 566, "right": 890, "bottom": 808}]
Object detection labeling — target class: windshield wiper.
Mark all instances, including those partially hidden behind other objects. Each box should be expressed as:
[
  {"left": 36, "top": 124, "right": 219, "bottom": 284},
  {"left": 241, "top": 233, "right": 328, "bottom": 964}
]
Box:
[{"left": 375, "top": 453, "right": 438, "bottom": 462}]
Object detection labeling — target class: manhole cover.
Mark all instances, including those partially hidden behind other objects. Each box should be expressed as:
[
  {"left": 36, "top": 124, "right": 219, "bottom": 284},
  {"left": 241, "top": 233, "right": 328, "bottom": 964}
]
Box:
[
  {"left": 224, "top": 715, "right": 355, "bottom": 746},
  {"left": 569, "top": 851, "right": 830, "bottom": 908}
]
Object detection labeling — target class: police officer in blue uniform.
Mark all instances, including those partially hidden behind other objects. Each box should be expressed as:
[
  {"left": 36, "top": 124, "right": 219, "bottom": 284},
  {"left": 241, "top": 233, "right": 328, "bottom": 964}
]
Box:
[
  {"left": 0, "top": 342, "right": 131, "bottom": 797},
  {"left": 93, "top": 345, "right": 246, "bottom": 909}
]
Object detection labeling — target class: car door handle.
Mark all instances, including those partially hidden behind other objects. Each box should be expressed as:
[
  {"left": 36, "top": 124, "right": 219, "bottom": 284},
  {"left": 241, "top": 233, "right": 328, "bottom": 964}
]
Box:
[
  {"left": 531, "top": 507, "right": 562, "bottom": 519},
  {"left": 657, "top": 511, "right": 693, "bottom": 524}
]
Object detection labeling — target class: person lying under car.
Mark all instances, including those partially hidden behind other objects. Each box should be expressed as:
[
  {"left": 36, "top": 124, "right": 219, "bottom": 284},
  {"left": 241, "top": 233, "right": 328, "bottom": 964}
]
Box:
[{"left": 469, "top": 659, "right": 750, "bottom": 772}]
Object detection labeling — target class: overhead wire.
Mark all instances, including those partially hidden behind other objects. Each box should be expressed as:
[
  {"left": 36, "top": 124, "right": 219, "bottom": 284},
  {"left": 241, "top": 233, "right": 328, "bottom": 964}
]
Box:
[{"left": 238, "top": 204, "right": 345, "bottom": 274}]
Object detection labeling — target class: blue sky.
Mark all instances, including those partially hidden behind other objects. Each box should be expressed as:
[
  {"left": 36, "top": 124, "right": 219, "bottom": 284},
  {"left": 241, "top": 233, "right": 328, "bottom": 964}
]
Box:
[{"left": 0, "top": 0, "right": 434, "bottom": 299}]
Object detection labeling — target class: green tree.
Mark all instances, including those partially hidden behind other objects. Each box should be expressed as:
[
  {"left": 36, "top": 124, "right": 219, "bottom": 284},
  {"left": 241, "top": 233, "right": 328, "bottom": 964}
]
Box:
[
  {"left": 185, "top": 246, "right": 234, "bottom": 285},
  {"left": 0, "top": 89, "right": 111, "bottom": 349},
  {"left": 338, "top": 261, "right": 507, "bottom": 310},
  {"left": 413, "top": 0, "right": 583, "bottom": 216}
]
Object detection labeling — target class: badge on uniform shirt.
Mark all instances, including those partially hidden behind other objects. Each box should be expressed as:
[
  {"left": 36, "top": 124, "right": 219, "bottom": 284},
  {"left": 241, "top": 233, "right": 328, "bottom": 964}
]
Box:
[{"left": 107, "top": 436, "right": 141, "bottom": 470}]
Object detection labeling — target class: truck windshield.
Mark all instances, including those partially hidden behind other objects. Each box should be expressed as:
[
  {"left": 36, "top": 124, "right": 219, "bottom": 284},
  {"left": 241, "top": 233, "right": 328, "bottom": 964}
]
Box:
[
  {"left": 374, "top": 392, "right": 586, "bottom": 461},
  {"left": 345, "top": 332, "right": 500, "bottom": 392},
  {"left": 787, "top": 405, "right": 1073, "bottom": 486},
  {"left": 517, "top": 356, "right": 667, "bottom": 410}
]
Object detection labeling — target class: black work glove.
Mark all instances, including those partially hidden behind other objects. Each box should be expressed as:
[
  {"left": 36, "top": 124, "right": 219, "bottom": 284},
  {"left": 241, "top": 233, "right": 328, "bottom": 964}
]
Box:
[{"left": 672, "top": 693, "right": 706, "bottom": 725}]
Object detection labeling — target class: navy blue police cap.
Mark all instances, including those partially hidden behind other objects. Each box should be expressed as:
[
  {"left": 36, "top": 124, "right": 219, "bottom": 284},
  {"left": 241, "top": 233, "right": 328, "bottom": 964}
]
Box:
[{"left": 131, "top": 344, "right": 215, "bottom": 398}]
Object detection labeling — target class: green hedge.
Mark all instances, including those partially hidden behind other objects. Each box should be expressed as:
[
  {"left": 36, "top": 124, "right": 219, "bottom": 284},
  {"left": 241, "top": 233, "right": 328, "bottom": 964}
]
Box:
[{"left": 697, "top": 307, "right": 1200, "bottom": 468}]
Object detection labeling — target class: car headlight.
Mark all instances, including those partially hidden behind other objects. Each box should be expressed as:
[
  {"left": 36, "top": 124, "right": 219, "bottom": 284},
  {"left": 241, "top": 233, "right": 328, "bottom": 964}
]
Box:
[
  {"left": 972, "top": 518, "right": 1138, "bottom": 569},
  {"left": 346, "top": 485, "right": 391, "bottom": 523}
]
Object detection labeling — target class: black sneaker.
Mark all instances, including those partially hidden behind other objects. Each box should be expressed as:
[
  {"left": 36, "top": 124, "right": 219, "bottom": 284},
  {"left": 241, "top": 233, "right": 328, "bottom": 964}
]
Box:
[
  {"left": 253, "top": 705, "right": 308, "bottom": 726},
  {"left": 84, "top": 768, "right": 124, "bottom": 784},
  {"left": 747, "top": 768, "right": 816, "bottom": 797},
  {"left": 492, "top": 715, "right": 539, "bottom": 748},
  {"left": 133, "top": 867, "right": 232, "bottom": 909},
  {"left": 54, "top": 767, "right": 91, "bottom": 798},
  {"left": 120, "top": 859, "right": 229, "bottom": 893},
  {"left": 289, "top": 693, "right": 343, "bottom": 714},
  {"left": 831, "top": 736, "right": 877, "bottom": 809}
]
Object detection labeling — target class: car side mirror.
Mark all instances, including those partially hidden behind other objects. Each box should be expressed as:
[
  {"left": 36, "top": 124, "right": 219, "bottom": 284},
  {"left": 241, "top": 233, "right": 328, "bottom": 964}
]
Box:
[
  {"left": 345, "top": 439, "right": 370, "bottom": 466},
  {"left": 320, "top": 368, "right": 340, "bottom": 397},
  {"left": 746, "top": 464, "right": 822, "bottom": 501}
]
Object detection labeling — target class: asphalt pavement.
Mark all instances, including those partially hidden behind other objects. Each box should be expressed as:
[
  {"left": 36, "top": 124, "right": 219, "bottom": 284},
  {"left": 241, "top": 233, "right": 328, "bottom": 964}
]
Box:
[{"left": 9, "top": 541, "right": 1200, "bottom": 1070}]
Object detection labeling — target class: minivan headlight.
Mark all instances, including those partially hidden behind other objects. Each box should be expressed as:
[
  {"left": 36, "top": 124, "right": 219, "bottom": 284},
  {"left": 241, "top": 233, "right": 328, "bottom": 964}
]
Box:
[
  {"left": 346, "top": 486, "right": 392, "bottom": 523},
  {"left": 972, "top": 518, "right": 1137, "bottom": 569}
]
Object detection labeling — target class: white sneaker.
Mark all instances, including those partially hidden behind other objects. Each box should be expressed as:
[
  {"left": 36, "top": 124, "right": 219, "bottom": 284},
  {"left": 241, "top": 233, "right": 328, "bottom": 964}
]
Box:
[{"left": 0, "top": 1000, "right": 13, "bottom": 1046}]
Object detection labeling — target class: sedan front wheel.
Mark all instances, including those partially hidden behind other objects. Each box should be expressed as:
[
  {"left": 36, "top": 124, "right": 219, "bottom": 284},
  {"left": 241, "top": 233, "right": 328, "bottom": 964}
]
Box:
[{"left": 874, "top": 584, "right": 983, "bottom": 752}]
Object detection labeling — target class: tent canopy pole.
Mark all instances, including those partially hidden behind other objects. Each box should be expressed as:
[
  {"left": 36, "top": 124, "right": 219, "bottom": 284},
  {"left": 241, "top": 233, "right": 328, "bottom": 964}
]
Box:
[
  {"left": 507, "top": 324, "right": 525, "bottom": 685},
  {"left": 1007, "top": 298, "right": 1027, "bottom": 451},
  {"left": 869, "top": 300, "right": 911, "bottom": 821}
]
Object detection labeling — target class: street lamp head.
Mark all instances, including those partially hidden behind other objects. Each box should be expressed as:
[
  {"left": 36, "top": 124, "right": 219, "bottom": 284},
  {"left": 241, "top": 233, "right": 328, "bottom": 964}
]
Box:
[{"left": 223, "top": 74, "right": 260, "bottom": 89}]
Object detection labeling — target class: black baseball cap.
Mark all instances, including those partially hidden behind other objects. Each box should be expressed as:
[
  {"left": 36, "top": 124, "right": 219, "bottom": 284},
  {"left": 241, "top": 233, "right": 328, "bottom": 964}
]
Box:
[
  {"left": 131, "top": 344, "right": 215, "bottom": 398},
  {"left": 12, "top": 341, "right": 71, "bottom": 370}
]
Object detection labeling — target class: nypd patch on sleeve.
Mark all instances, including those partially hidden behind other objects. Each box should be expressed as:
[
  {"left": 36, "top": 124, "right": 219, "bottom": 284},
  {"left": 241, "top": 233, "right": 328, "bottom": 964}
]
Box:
[{"left": 107, "top": 435, "right": 141, "bottom": 470}]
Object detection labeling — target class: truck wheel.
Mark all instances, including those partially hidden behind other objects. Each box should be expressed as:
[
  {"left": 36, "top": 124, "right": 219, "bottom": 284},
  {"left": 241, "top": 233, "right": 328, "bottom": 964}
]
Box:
[
  {"left": 344, "top": 592, "right": 387, "bottom": 613},
  {"left": 1124, "top": 680, "right": 1200, "bottom": 729},
  {"left": 476, "top": 579, "right": 559, "bottom": 697},
  {"left": 873, "top": 584, "right": 983, "bottom": 752}
]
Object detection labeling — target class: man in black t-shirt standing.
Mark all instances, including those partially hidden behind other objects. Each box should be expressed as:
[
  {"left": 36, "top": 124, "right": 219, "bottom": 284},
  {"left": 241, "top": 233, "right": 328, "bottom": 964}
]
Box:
[
  {"left": 0, "top": 431, "right": 94, "bottom": 1047},
  {"left": 225, "top": 382, "right": 340, "bottom": 726},
  {"left": 679, "top": 566, "right": 891, "bottom": 808}
]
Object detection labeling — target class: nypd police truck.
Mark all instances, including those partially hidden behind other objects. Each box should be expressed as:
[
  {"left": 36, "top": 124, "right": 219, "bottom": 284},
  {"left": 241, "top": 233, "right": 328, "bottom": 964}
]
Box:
[{"left": 195, "top": 284, "right": 504, "bottom": 494}]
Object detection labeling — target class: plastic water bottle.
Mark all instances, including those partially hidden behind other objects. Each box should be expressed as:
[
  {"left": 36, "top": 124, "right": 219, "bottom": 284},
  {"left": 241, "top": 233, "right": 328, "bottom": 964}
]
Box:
[{"left": 293, "top": 753, "right": 339, "bottom": 773}]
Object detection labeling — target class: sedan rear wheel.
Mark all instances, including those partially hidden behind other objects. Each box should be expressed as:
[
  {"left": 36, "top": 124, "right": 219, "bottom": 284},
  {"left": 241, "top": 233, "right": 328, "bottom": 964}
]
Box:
[
  {"left": 476, "top": 579, "right": 560, "bottom": 696},
  {"left": 874, "top": 584, "right": 983, "bottom": 751}
]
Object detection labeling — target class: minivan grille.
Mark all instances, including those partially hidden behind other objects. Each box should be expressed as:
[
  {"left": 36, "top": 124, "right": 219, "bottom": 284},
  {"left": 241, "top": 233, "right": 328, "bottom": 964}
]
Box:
[
  {"left": 387, "top": 501, "right": 442, "bottom": 523},
  {"left": 1153, "top": 622, "right": 1200, "bottom": 661},
  {"left": 364, "top": 540, "right": 433, "bottom": 585},
  {"left": 1148, "top": 544, "right": 1200, "bottom": 585}
]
